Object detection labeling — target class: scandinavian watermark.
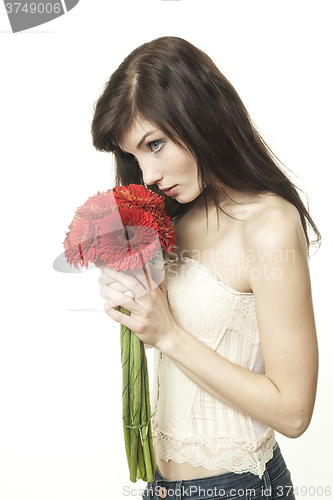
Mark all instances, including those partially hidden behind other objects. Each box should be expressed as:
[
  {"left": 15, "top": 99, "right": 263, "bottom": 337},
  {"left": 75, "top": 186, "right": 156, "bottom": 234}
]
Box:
[{"left": 165, "top": 246, "right": 296, "bottom": 284}]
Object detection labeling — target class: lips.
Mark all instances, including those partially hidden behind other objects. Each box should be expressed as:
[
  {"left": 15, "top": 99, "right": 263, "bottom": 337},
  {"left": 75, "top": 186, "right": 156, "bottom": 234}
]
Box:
[{"left": 160, "top": 185, "right": 178, "bottom": 196}]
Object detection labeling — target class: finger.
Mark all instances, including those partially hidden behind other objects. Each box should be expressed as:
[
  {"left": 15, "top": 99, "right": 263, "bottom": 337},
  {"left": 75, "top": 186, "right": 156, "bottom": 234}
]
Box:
[
  {"left": 123, "top": 289, "right": 136, "bottom": 299},
  {"left": 100, "top": 284, "right": 134, "bottom": 305},
  {"left": 100, "top": 282, "right": 135, "bottom": 299},
  {"left": 109, "top": 282, "right": 134, "bottom": 295},
  {"left": 103, "top": 298, "right": 119, "bottom": 309},
  {"left": 100, "top": 283, "right": 134, "bottom": 302},
  {"left": 102, "top": 287, "right": 135, "bottom": 304},
  {"left": 107, "top": 269, "right": 148, "bottom": 298},
  {"left": 98, "top": 273, "right": 118, "bottom": 286},
  {"left": 104, "top": 304, "right": 138, "bottom": 331},
  {"left": 103, "top": 294, "right": 135, "bottom": 313}
]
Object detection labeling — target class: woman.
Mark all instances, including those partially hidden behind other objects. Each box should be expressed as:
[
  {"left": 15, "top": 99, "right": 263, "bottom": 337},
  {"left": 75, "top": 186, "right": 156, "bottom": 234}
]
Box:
[{"left": 92, "top": 37, "right": 320, "bottom": 499}]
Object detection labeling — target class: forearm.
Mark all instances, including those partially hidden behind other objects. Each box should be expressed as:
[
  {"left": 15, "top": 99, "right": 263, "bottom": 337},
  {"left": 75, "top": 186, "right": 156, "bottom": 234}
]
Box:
[{"left": 159, "top": 326, "right": 308, "bottom": 438}]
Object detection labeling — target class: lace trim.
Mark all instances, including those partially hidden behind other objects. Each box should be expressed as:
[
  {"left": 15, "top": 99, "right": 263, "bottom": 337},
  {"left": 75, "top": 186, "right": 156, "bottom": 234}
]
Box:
[
  {"left": 154, "top": 428, "right": 276, "bottom": 479},
  {"left": 227, "top": 298, "right": 258, "bottom": 345}
]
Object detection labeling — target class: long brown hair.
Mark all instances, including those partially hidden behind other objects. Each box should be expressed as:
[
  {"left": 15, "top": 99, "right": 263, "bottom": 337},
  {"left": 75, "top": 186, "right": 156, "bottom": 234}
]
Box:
[{"left": 91, "top": 36, "right": 321, "bottom": 251}]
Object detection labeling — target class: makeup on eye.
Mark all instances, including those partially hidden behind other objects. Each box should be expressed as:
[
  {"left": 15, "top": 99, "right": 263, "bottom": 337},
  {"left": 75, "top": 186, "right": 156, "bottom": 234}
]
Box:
[{"left": 147, "top": 139, "right": 166, "bottom": 153}]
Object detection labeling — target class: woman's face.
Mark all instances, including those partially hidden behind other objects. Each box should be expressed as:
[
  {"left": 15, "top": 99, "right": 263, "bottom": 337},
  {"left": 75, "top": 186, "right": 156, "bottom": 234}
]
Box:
[{"left": 119, "top": 118, "right": 202, "bottom": 204}]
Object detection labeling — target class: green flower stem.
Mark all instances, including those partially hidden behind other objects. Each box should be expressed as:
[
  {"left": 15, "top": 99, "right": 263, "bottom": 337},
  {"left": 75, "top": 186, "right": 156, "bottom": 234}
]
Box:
[
  {"left": 140, "top": 343, "right": 154, "bottom": 481},
  {"left": 128, "top": 330, "right": 137, "bottom": 482},
  {"left": 147, "top": 418, "right": 156, "bottom": 478},
  {"left": 119, "top": 305, "right": 156, "bottom": 483},
  {"left": 129, "top": 330, "right": 142, "bottom": 482},
  {"left": 140, "top": 346, "right": 149, "bottom": 481},
  {"left": 136, "top": 433, "right": 146, "bottom": 481},
  {"left": 145, "top": 351, "right": 157, "bottom": 479},
  {"left": 137, "top": 344, "right": 147, "bottom": 481},
  {"left": 120, "top": 308, "right": 131, "bottom": 469}
]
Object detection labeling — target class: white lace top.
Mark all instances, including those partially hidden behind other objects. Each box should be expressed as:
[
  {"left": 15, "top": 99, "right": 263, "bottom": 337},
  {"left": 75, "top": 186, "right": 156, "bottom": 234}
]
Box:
[{"left": 151, "top": 256, "right": 276, "bottom": 478}]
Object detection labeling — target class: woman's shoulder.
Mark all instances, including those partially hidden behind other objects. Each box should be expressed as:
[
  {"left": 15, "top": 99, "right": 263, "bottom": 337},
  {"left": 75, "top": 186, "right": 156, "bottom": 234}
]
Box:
[{"left": 242, "top": 193, "right": 306, "bottom": 253}]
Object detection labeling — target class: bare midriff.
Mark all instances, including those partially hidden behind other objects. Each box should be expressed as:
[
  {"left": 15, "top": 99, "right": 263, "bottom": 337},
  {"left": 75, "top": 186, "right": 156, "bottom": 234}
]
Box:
[{"left": 157, "top": 458, "right": 229, "bottom": 481}]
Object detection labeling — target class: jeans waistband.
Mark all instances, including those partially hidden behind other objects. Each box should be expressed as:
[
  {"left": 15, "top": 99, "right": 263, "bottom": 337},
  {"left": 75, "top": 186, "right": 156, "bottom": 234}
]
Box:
[{"left": 144, "top": 443, "right": 287, "bottom": 499}]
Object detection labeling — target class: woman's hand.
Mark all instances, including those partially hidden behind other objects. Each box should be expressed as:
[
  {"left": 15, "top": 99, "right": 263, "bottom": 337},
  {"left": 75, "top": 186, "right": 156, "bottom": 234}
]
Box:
[{"left": 98, "top": 263, "right": 179, "bottom": 350}]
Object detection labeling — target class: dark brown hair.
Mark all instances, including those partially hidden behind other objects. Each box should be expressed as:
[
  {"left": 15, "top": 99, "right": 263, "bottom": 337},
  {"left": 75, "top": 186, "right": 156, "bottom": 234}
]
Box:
[{"left": 91, "top": 36, "right": 321, "bottom": 251}]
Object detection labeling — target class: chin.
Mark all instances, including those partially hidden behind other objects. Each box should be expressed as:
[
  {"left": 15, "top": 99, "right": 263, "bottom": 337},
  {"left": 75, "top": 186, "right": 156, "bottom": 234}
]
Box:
[
  {"left": 176, "top": 197, "right": 199, "bottom": 205},
  {"left": 172, "top": 195, "right": 188, "bottom": 203},
  {"left": 172, "top": 188, "right": 201, "bottom": 204}
]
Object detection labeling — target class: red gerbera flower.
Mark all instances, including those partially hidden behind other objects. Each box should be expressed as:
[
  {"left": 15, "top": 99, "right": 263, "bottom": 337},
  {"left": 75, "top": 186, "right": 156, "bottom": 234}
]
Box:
[
  {"left": 63, "top": 216, "right": 98, "bottom": 269},
  {"left": 96, "top": 206, "right": 161, "bottom": 271},
  {"left": 113, "top": 184, "right": 176, "bottom": 253},
  {"left": 63, "top": 184, "right": 176, "bottom": 271},
  {"left": 76, "top": 189, "right": 118, "bottom": 220}
]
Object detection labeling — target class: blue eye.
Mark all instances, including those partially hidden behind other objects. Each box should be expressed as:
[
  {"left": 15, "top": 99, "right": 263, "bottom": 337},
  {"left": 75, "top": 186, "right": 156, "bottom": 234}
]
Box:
[{"left": 148, "top": 140, "right": 166, "bottom": 153}]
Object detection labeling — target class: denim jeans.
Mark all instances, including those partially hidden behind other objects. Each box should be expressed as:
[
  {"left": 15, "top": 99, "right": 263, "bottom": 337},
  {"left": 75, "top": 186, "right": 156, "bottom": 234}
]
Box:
[{"left": 142, "top": 444, "right": 295, "bottom": 499}]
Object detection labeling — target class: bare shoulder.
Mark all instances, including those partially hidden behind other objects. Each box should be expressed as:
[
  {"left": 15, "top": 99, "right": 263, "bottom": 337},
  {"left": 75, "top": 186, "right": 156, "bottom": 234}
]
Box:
[{"left": 243, "top": 194, "right": 308, "bottom": 255}]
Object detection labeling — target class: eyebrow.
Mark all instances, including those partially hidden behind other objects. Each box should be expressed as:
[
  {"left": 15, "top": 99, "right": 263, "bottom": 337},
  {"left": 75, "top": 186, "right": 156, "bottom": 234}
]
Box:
[{"left": 136, "top": 130, "right": 159, "bottom": 149}]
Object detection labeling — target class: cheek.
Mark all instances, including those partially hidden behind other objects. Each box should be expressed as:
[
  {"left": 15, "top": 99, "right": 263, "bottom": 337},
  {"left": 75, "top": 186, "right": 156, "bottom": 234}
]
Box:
[
  {"left": 184, "top": 159, "right": 199, "bottom": 186},
  {"left": 173, "top": 150, "right": 197, "bottom": 176}
]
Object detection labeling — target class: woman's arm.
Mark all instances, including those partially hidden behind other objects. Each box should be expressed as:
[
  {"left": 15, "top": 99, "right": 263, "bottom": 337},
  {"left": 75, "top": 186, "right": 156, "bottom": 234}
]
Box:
[
  {"left": 158, "top": 206, "right": 318, "bottom": 438},
  {"left": 100, "top": 205, "right": 318, "bottom": 438}
]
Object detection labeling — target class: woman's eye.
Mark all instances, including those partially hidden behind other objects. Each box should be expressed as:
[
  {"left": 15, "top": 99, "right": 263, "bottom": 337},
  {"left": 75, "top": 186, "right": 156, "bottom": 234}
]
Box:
[{"left": 148, "top": 140, "right": 166, "bottom": 153}]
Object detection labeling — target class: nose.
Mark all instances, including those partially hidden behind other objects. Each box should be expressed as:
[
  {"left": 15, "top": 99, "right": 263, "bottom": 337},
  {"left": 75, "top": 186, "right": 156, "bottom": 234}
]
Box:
[{"left": 138, "top": 158, "right": 163, "bottom": 187}]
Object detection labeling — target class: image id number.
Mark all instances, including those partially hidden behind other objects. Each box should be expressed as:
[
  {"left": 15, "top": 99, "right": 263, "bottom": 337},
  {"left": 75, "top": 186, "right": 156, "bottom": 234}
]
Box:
[
  {"left": 5, "top": 3, "right": 62, "bottom": 14},
  {"left": 277, "top": 485, "right": 332, "bottom": 496}
]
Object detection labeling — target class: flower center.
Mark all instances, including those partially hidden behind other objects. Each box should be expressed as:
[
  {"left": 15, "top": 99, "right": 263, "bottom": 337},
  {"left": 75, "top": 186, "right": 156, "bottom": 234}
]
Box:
[{"left": 125, "top": 229, "right": 135, "bottom": 241}]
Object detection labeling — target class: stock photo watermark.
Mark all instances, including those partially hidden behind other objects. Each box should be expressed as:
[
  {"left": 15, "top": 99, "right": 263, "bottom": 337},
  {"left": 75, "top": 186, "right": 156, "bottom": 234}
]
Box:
[
  {"left": 124, "top": 484, "right": 332, "bottom": 497},
  {"left": 165, "top": 247, "right": 296, "bottom": 283},
  {"left": 3, "top": 0, "right": 79, "bottom": 32},
  {"left": 54, "top": 243, "right": 297, "bottom": 313}
]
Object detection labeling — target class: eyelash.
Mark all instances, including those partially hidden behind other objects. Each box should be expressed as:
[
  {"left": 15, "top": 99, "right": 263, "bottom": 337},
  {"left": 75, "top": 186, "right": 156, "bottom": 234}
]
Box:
[{"left": 148, "top": 140, "right": 166, "bottom": 154}]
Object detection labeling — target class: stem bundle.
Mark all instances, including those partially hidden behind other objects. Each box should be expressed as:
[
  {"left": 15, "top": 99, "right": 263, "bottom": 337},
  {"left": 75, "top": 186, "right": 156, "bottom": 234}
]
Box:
[{"left": 120, "top": 306, "right": 156, "bottom": 483}]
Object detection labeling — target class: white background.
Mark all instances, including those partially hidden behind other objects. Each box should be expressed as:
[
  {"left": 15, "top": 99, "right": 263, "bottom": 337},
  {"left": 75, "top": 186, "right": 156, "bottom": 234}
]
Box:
[{"left": 1, "top": 1, "right": 332, "bottom": 499}]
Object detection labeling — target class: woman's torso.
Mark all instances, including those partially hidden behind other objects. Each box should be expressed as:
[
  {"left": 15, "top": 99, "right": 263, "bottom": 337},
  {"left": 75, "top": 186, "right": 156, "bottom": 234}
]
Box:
[{"left": 157, "top": 190, "right": 283, "bottom": 480}]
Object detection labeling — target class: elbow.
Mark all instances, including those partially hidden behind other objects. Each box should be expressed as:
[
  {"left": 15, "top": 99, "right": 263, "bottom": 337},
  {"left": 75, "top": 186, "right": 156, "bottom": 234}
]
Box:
[
  {"left": 284, "top": 422, "right": 308, "bottom": 439},
  {"left": 279, "top": 412, "right": 312, "bottom": 439}
]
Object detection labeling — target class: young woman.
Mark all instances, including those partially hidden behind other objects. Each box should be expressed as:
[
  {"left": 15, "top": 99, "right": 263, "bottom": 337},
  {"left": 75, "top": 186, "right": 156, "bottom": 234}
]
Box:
[{"left": 92, "top": 36, "right": 320, "bottom": 500}]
